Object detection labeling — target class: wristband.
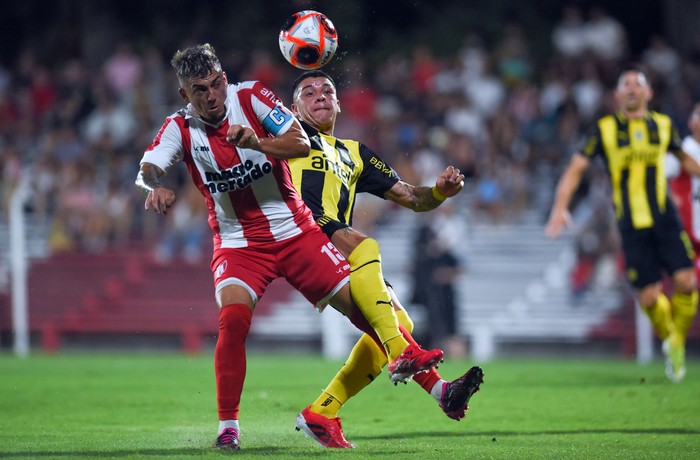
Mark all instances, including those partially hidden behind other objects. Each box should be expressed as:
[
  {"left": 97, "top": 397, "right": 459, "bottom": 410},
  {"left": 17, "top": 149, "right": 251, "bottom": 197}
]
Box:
[{"left": 431, "top": 185, "right": 447, "bottom": 202}]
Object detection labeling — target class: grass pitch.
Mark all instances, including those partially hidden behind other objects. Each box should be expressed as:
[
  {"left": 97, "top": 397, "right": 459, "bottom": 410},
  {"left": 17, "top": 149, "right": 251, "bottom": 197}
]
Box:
[{"left": 1, "top": 352, "right": 698, "bottom": 459}]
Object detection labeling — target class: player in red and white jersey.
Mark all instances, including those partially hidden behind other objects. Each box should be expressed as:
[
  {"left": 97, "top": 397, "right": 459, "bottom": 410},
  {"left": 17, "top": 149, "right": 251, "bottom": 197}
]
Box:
[
  {"left": 667, "top": 102, "right": 700, "bottom": 277},
  {"left": 135, "top": 44, "right": 443, "bottom": 451}
]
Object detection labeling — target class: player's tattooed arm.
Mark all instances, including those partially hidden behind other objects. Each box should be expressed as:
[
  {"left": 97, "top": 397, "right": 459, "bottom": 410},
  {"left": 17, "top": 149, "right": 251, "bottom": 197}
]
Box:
[
  {"left": 384, "top": 182, "right": 443, "bottom": 212},
  {"left": 385, "top": 165, "right": 464, "bottom": 212},
  {"left": 135, "top": 162, "right": 176, "bottom": 214},
  {"left": 135, "top": 162, "right": 164, "bottom": 194}
]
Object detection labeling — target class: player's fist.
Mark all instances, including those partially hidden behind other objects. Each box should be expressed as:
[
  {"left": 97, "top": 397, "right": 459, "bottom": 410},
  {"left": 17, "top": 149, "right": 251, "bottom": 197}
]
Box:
[
  {"left": 145, "top": 187, "right": 176, "bottom": 215},
  {"left": 227, "top": 124, "right": 260, "bottom": 150}
]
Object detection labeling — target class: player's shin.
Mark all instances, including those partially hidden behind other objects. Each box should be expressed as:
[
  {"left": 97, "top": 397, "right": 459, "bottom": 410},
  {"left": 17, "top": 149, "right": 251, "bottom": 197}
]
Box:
[
  {"left": 347, "top": 238, "right": 408, "bottom": 360},
  {"left": 671, "top": 290, "right": 698, "bottom": 343},
  {"left": 312, "top": 333, "right": 383, "bottom": 418},
  {"left": 215, "top": 304, "right": 252, "bottom": 421},
  {"left": 642, "top": 293, "right": 675, "bottom": 341}
]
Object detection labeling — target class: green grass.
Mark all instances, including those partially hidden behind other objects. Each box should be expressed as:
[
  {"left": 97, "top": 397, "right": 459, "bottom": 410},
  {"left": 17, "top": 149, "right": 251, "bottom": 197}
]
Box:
[{"left": 1, "top": 352, "right": 699, "bottom": 459}]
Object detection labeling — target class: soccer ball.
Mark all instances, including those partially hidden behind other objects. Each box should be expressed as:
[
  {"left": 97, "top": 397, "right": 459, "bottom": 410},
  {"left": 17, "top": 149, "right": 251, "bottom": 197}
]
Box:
[{"left": 279, "top": 10, "right": 338, "bottom": 70}]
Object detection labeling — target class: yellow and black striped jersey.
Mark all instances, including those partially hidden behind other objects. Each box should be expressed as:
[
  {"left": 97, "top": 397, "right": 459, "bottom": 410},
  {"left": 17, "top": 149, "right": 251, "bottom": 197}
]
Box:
[
  {"left": 580, "top": 110, "right": 683, "bottom": 230},
  {"left": 289, "top": 121, "right": 400, "bottom": 226}
]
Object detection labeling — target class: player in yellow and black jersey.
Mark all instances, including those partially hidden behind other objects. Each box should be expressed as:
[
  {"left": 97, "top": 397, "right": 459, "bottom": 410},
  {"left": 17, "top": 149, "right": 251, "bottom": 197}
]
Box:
[
  {"left": 546, "top": 67, "right": 700, "bottom": 382},
  {"left": 289, "top": 118, "right": 400, "bottom": 239},
  {"left": 288, "top": 70, "right": 483, "bottom": 449}
]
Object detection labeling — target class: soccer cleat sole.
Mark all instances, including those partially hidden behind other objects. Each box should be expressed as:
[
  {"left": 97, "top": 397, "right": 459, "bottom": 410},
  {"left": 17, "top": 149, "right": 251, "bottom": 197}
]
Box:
[{"left": 442, "top": 366, "right": 484, "bottom": 420}]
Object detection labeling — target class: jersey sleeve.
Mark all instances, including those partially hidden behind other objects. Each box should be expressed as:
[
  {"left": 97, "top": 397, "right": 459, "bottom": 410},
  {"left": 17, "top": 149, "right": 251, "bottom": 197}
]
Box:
[
  {"left": 356, "top": 143, "right": 401, "bottom": 198},
  {"left": 665, "top": 152, "right": 681, "bottom": 179},
  {"left": 248, "top": 82, "right": 296, "bottom": 137},
  {"left": 577, "top": 122, "right": 604, "bottom": 160},
  {"left": 140, "top": 117, "right": 184, "bottom": 172}
]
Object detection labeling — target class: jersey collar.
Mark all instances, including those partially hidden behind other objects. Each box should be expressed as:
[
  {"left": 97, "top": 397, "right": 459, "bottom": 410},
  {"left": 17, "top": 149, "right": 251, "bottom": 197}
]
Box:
[
  {"left": 299, "top": 119, "right": 321, "bottom": 137},
  {"left": 184, "top": 103, "right": 228, "bottom": 128}
]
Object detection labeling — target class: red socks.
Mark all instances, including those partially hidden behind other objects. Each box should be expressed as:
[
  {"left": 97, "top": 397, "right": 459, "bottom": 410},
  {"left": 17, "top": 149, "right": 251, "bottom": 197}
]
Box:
[{"left": 215, "top": 303, "right": 252, "bottom": 421}]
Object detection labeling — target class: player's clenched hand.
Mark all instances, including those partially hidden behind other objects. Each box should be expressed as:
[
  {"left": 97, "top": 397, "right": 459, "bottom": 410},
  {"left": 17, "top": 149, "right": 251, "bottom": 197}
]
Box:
[
  {"left": 435, "top": 165, "right": 465, "bottom": 198},
  {"left": 227, "top": 124, "right": 260, "bottom": 150},
  {"left": 145, "top": 187, "right": 176, "bottom": 215}
]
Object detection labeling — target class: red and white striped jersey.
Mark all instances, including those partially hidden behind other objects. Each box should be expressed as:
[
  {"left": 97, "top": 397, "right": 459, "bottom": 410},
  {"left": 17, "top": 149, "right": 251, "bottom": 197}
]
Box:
[
  {"left": 667, "top": 135, "right": 700, "bottom": 248},
  {"left": 140, "top": 81, "right": 315, "bottom": 249}
]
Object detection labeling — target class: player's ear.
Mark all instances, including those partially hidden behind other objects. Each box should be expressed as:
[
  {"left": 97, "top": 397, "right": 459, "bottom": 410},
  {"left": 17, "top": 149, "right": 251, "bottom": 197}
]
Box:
[
  {"left": 291, "top": 103, "right": 299, "bottom": 115},
  {"left": 178, "top": 87, "right": 189, "bottom": 103},
  {"left": 222, "top": 71, "right": 228, "bottom": 85}
]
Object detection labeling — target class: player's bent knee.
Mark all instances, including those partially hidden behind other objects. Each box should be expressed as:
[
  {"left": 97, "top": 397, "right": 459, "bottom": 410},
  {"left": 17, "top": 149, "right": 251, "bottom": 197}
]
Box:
[{"left": 348, "top": 238, "right": 381, "bottom": 268}]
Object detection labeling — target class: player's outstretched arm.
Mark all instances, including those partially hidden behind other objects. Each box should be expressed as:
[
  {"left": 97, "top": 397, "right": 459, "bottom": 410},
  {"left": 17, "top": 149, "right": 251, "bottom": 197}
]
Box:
[
  {"left": 384, "top": 165, "right": 464, "bottom": 212},
  {"left": 678, "top": 150, "right": 700, "bottom": 178},
  {"left": 544, "top": 153, "right": 590, "bottom": 239}
]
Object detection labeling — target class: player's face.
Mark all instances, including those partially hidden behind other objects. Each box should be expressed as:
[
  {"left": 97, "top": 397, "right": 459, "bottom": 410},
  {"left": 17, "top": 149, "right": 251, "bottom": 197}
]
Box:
[
  {"left": 292, "top": 77, "right": 340, "bottom": 134},
  {"left": 179, "top": 70, "right": 228, "bottom": 124},
  {"left": 615, "top": 71, "right": 652, "bottom": 114}
]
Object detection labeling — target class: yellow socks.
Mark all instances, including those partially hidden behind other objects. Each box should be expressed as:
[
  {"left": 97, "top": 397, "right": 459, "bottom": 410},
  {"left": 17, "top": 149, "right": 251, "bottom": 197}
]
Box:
[
  {"left": 311, "top": 308, "right": 417, "bottom": 419},
  {"left": 671, "top": 290, "right": 698, "bottom": 345},
  {"left": 642, "top": 293, "right": 675, "bottom": 341},
  {"left": 347, "top": 238, "right": 408, "bottom": 360},
  {"left": 311, "top": 334, "right": 381, "bottom": 418}
]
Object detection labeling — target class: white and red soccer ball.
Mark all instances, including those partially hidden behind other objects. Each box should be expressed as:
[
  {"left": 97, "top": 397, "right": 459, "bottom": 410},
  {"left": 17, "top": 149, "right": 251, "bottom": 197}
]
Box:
[{"left": 279, "top": 10, "right": 338, "bottom": 70}]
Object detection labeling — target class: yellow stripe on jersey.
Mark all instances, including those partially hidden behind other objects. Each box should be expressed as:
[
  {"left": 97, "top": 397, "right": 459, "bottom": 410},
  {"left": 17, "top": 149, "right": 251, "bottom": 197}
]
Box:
[
  {"left": 289, "top": 133, "right": 363, "bottom": 224},
  {"left": 594, "top": 111, "right": 675, "bottom": 229}
]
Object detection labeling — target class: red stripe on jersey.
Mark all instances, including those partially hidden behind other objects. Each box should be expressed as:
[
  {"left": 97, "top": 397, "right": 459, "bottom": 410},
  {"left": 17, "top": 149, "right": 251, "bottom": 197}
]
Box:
[
  {"left": 177, "top": 118, "right": 223, "bottom": 248},
  {"left": 670, "top": 171, "right": 699, "bottom": 246},
  {"left": 204, "top": 121, "right": 276, "bottom": 245},
  {"left": 235, "top": 83, "right": 315, "bottom": 237},
  {"left": 145, "top": 116, "right": 176, "bottom": 152},
  {"left": 237, "top": 82, "right": 278, "bottom": 139}
]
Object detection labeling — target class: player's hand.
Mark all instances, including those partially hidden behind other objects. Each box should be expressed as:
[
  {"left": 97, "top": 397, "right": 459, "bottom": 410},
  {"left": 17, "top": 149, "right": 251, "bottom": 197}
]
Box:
[
  {"left": 435, "top": 165, "right": 465, "bottom": 198},
  {"left": 227, "top": 124, "right": 260, "bottom": 150},
  {"left": 145, "top": 187, "right": 176, "bottom": 215},
  {"left": 544, "top": 210, "right": 571, "bottom": 239}
]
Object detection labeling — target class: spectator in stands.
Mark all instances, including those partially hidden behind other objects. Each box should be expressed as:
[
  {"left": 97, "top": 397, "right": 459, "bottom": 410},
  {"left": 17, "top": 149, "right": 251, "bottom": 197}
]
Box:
[
  {"left": 642, "top": 35, "right": 682, "bottom": 87},
  {"left": 103, "top": 41, "right": 143, "bottom": 101},
  {"left": 0, "top": 144, "right": 22, "bottom": 219},
  {"left": 134, "top": 43, "right": 444, "bottom": 451},
  {"left": 552, "top": 4, "right": 588, "bottom": 62},
  {"left": 288, "top": 69, "right": 481, "bottom": 448},
  {"left": 545, "top": 67, "right": 699, "bottom": 383}
]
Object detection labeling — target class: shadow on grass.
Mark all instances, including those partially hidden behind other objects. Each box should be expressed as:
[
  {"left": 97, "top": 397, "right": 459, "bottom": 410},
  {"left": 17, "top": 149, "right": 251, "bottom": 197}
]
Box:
[
  {"left": 0, "top": 447, "right": 290, "bottom": 457},
  {"left": 352, "top": 427, "right": 700, "bottom": 441}
]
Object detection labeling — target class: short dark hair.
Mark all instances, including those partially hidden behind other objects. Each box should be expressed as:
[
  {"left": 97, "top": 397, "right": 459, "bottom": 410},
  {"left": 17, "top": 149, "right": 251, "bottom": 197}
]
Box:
[
  {"left": 171, "top": 43, "right": 222, "bottom": 87},
  {"left": 292, "top": 70, "right": 336, "bottom": 100},
  {"left": 616, "top": 64, "right": 650, "bottom": 88}
]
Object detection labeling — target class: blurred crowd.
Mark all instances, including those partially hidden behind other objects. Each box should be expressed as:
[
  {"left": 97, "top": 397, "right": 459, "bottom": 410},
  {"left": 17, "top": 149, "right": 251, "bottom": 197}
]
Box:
[{"left": 1, "top": 4, "right": 700, "bottom": 281}]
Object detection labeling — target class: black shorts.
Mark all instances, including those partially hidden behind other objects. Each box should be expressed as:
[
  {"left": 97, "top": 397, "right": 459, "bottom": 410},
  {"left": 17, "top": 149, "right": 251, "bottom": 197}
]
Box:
[
  {"left": 316, "top": 215, "right": 349, "bottom": 240},
  {"left": 620, "top": 212, "right": 694, "bottom": 289}
]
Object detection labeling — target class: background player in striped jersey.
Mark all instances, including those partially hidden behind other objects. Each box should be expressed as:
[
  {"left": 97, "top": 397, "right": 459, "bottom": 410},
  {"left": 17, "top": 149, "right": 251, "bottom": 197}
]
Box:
[
  {"left": 546, "top": 67, "right": 700, "bottom": 382},
  {"left": 135, "top": 44, "right": 443, "bottom": 451},
  {"left": 667, "top": 103, "right": 700, "bottom": 279},
  {"left": 288, "top": 70, "right": 483, "bottom": 448}
]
